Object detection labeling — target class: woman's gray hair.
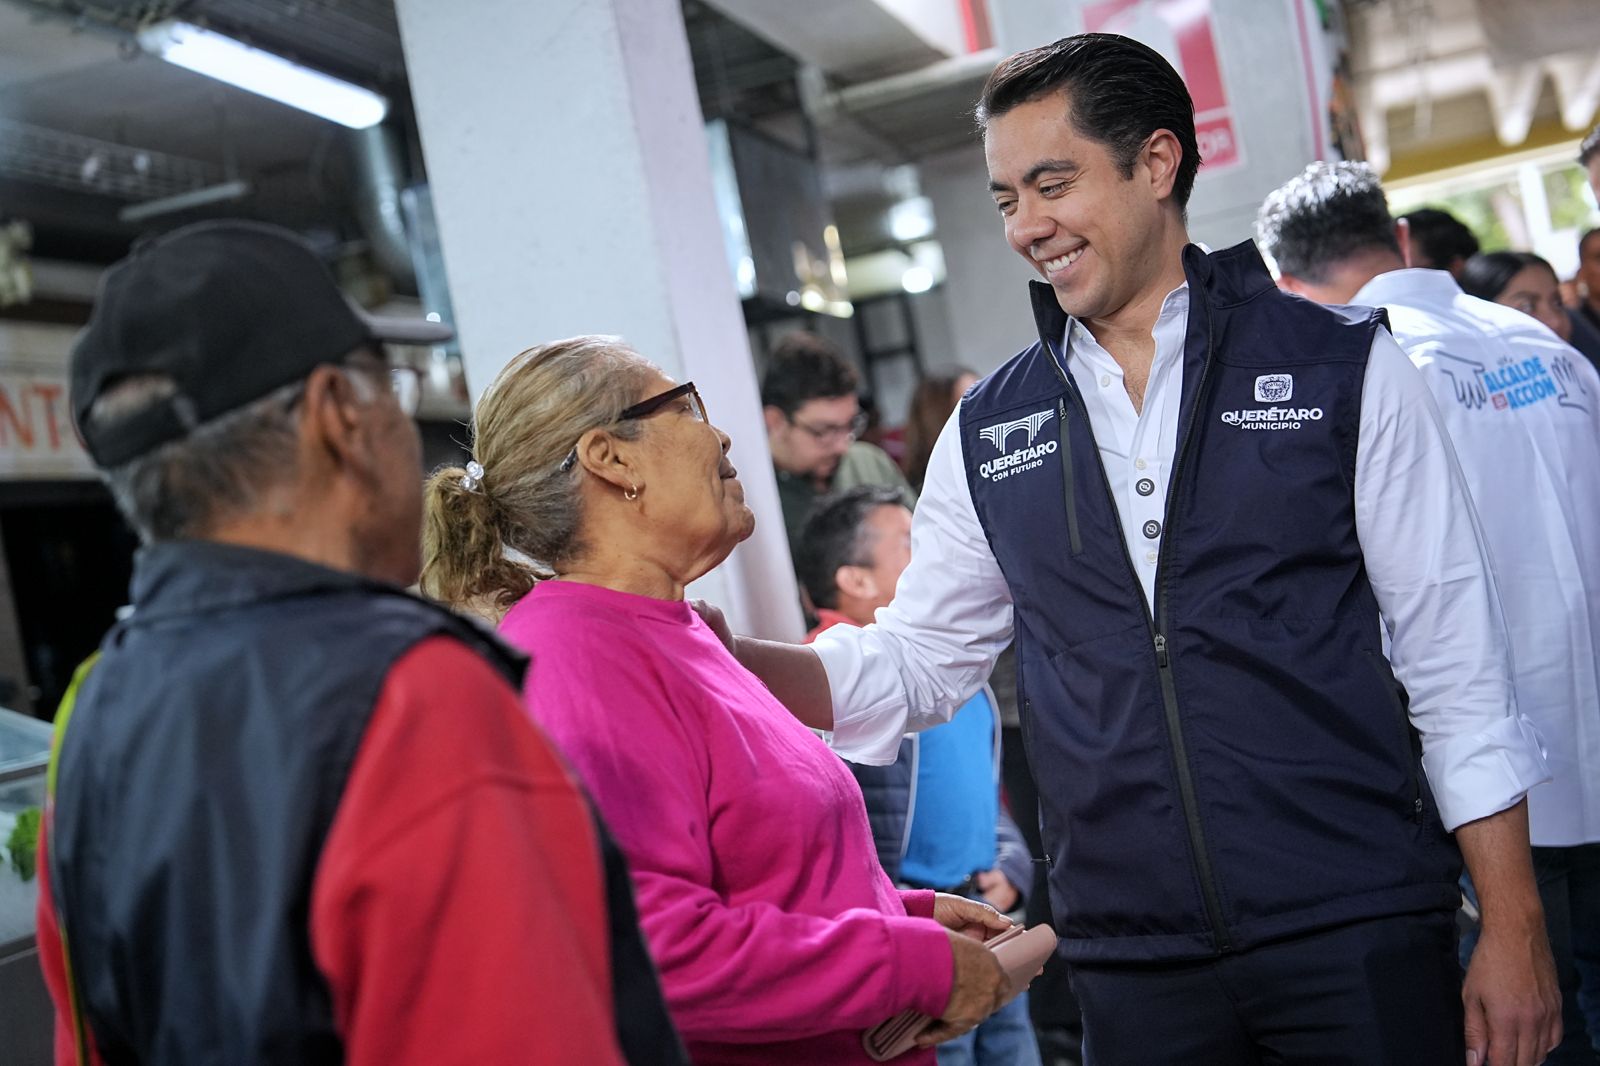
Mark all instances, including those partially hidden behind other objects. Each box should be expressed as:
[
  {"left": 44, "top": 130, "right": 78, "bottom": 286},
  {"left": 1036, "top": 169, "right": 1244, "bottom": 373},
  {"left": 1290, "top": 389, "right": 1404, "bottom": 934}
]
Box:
[{"left": 421, "top": 336, "right": 660, "bottom": 611}]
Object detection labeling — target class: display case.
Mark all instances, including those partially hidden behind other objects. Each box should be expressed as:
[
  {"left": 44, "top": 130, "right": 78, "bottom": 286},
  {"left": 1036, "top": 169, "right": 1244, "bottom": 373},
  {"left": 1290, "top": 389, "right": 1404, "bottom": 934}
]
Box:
[{"left": 0, "top": 705, "right": 54, "bottom": 1066}]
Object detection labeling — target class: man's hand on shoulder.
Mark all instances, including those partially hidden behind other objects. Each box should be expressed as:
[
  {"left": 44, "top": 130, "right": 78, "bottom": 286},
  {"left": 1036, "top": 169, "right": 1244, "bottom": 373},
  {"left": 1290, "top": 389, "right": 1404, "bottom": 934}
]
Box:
[{"left": 690, "top": 599, "right": 735, "bottom": 652}]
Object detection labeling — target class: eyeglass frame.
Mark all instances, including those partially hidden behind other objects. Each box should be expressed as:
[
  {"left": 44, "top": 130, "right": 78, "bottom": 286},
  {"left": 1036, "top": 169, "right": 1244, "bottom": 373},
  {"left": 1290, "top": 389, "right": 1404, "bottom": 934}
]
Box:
[
  {"left": 388, "top": 366, "right": 421, "bottom": 418},
  {"left": 787, "top": 409, "right": 868, "bottom": 444},
  {"left": 558, "top": 381, "right": 708, "bottom": 473},
  {"left": 279, "top": 352, "right": 422, "bottom": 419}
]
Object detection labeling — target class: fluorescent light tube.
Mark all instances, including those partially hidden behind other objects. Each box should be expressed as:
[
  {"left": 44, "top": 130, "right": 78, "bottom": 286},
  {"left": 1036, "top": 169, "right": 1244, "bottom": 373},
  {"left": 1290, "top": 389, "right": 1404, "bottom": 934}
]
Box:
[{"left": 138, "top": 21, "right": 389, "bottom": 130}]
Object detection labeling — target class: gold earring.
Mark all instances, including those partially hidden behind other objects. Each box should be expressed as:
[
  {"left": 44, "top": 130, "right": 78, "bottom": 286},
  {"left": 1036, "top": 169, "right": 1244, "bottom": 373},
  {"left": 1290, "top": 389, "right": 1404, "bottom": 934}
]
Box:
[{"left": 624, "top": 483, "right": 639, "bottom": 501}]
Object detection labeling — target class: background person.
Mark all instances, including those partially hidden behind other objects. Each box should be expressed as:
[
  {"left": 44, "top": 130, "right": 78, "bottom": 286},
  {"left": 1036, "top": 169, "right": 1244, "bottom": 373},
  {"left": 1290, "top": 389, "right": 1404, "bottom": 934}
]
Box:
[
  {"left": 796, "top": 486, "right": 1040, "bottom": 1066},
  {"left": 700, "top": 34, "right": 1559, "bottom": 1066},
  {"left": 420, "top": 337, "right": 1015, "bottom": 1065},
  {"left": 1581, "top": 127, "right": 1600, "bottom": 205},
  {"left": 1259, "top": 160, "right": 1600, "bottom": 1066},
  {"left": 1574, "top": 230, "right": 1600, "bottom": 339},
  {"left": 1398, "top": 206, "right": 1481, "bottom": 278},
  {"left": 762, "top": 331, "right": 913, "bottom": 553},
  {"left": 38, "top": 221, "right": 684, "bottom": 1066},
  {"left": 904, "top": 369, "right": 979, "bottom": 492},
  {"left": 1460, "top": 250, "right": 1600, "bottom": 371}
]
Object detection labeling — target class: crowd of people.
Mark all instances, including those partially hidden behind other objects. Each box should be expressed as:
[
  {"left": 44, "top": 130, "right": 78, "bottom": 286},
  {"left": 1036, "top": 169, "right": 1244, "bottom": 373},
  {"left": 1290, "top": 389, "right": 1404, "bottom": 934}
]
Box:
[{"left": 31, "top": 27, "right": 1600, "bottom": 1066}]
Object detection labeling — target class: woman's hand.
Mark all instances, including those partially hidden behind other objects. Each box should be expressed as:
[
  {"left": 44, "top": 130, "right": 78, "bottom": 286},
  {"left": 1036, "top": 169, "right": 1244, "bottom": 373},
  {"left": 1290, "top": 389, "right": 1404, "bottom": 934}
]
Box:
[
  {"left": 932, "top": 893, "right": 1013, "bottom": 941},
  {"left": 916, "top": 929, "right": 1011, "bottom": 1047}
]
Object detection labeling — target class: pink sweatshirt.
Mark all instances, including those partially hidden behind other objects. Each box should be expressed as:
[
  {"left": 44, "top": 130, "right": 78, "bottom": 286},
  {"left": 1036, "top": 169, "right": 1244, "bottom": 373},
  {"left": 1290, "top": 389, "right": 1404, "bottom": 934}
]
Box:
[{"left": 502, "top": 581, "right": 952, "bottom": 1065}]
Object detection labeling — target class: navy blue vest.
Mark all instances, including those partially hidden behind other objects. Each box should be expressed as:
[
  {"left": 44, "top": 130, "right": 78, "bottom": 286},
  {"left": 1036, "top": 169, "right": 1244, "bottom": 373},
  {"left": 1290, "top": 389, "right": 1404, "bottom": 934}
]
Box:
[
  {"left": 51, "top": 542, "right": 685, "bottom": 1064},
  {"left": 961, "top": 242, "right": 1460, "bottom": 963}
]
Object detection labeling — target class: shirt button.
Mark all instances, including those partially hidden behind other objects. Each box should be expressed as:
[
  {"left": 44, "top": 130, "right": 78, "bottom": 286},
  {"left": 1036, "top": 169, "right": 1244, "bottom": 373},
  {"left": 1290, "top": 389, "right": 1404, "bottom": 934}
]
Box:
[
  {"left": 1144, "top": 550, "right": 1158, "bottom": 564},
  {"left": 1099, "top": 374, "right": 1111, "bottom": 388},
  {"left": 1142, "top": 519, "right": 1162, "bottom": 539},
  {"left": 1136, "top": 478, "right": 1155, "bottom": 496},
  {"left": 1135, "top": 458, "right": 1148, "bottom": 471}
]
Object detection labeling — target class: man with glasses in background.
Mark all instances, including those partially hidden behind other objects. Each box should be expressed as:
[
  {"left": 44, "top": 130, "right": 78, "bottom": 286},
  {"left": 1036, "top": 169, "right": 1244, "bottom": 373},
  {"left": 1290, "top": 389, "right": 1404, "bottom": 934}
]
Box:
[
  {"left": 760, "top": 331, "right": 914, "bottom": 560},
  {"left": 38, "top": 221, "right": 684, "bottom": 1066}
]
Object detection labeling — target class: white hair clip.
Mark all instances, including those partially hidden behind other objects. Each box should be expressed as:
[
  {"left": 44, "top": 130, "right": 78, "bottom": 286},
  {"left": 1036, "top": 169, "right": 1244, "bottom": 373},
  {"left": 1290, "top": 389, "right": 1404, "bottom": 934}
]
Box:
[{"left": 461, "top": 460, "right": 485, "bottom": 492}]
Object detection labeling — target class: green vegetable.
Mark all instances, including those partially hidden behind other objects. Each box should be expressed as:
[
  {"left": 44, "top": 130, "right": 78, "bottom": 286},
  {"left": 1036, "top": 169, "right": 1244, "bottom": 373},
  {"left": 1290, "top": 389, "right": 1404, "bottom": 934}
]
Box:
[{"left": 7, "top": 806, "right": 41, "bottom": 882}]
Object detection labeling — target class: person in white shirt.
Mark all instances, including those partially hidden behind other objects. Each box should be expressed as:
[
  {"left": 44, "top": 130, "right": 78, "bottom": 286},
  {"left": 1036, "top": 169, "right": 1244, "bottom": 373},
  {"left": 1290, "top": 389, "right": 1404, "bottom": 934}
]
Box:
[
  {"left": 700, "top": 34, "right": 1560, "bottom": 1066},
  {"left": 1259, "top": 159, "right": 1600, "bottom": 1066}
]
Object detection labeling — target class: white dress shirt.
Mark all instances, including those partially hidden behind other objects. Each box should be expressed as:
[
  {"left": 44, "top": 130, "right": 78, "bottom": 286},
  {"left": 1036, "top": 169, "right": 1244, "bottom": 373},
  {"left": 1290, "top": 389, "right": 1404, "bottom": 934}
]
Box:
[
  {"left": 815, "top": 283, "right": 1549, "bottom": 832},
  {"left": 1356, "top": 268, "right": 1600, "bottom": 846}
]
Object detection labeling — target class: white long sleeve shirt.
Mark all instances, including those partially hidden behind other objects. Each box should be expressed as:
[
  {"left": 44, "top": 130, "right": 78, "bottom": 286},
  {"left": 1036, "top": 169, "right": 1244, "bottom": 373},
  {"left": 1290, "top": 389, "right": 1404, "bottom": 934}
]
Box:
[
  {"left": 815, "top": 283, "right": 1549, "bottom": 832},
  {"left": 1355, "top": 269, "right": 1600, "bottom": 846}
]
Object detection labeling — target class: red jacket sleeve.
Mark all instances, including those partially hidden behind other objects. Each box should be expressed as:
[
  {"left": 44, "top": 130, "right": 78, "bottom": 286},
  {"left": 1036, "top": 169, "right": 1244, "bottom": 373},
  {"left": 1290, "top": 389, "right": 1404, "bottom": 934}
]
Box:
[{"left": 309, "top": 636, "right": 625, "bottom": 1066}]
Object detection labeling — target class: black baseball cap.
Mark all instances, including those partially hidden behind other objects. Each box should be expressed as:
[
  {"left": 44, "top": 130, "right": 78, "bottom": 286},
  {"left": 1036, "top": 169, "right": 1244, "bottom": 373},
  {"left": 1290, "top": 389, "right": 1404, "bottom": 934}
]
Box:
[{"left": 70, "top": 219, "right": 452, "bottom": 468}]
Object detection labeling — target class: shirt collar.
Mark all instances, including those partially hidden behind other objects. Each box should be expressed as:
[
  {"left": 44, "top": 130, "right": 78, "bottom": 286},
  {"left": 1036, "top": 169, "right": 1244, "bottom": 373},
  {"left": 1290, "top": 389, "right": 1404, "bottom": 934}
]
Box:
[
  {"left": 1063, "top": 282, "right": 1191, "bottom": 367},
  {"left": 1352, "top": 267, "right": 1462, "bottom": 309}
]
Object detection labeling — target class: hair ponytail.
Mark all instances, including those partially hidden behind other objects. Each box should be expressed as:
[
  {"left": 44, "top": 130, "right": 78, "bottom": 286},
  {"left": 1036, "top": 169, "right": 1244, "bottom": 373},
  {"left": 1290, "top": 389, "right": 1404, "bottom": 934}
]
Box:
[
  {"left": 420, "top": 465, "right": 540, "bottom": 618},
  {"left": 419, "top": 336, "right": 658, "bottom": 617}
]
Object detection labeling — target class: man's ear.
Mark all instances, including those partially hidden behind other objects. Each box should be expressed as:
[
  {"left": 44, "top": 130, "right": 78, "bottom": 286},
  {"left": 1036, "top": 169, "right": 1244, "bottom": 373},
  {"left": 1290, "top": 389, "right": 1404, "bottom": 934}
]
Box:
[
  {"left": 574, "top": 427, "right": 639, "bottom": 495},
  {"left": 763, "top": 406, "right": 787, "bottom": 435},
  {"left": 1142, "top": 129, "right": 1183, "bottom": 201},
  {"left": 833, "top": 563, "right": 874, "bottom": 604},
  {"left": 1394, "top": 219, "right": 1414, "bottom": 268},
  {"left": 1276, "top": 272, "right": 1311, "bottom": 296},
  {"left": 301, "top": 364, "right": 370, "bottom": 477}
]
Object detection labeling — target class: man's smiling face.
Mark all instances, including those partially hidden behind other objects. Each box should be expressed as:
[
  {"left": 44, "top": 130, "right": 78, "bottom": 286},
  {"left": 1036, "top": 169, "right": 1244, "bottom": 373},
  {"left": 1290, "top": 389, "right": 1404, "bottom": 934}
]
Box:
[{"left": 985, "top": 92, "right": 1173, "bottom": 324}]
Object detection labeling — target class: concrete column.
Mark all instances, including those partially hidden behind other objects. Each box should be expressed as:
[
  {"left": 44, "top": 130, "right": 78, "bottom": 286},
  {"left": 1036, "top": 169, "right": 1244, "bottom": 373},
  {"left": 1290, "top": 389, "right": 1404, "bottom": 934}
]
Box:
[{"left": 395, "top": 0, "right": 802, "bottom": 640}]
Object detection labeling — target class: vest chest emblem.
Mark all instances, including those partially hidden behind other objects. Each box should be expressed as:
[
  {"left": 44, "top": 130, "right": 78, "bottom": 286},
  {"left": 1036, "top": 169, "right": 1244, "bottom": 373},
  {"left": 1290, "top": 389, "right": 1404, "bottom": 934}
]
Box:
[
  {"left": 977, "top": 407, "right": 1058, "bottom": 483},
  {"left": 1220, "top": 372, "right": 1325, "bottom": 432}
]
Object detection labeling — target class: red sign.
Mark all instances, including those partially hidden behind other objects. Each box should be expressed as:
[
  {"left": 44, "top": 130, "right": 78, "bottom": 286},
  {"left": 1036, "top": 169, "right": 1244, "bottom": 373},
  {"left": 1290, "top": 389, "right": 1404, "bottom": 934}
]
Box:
[
  {"left": 0, "top": 371, "right": 93, "bottom": 479},
  {"left": 1082, "top": 0, "right": 1242, "bottom": 174}
]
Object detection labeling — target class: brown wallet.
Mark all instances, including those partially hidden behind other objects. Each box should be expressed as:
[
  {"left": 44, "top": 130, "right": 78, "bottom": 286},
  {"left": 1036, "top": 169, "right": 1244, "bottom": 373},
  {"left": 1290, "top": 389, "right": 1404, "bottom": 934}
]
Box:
[{"left": 861, "top": 922, "right": 1059, "bottom": 1061}]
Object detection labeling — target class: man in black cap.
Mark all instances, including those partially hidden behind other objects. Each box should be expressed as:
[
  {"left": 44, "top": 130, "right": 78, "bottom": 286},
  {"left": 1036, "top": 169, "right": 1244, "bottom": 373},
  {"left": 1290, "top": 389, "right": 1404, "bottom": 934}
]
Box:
[{"left": 35, "top": 221, "right": 685, "bottom": 1066}]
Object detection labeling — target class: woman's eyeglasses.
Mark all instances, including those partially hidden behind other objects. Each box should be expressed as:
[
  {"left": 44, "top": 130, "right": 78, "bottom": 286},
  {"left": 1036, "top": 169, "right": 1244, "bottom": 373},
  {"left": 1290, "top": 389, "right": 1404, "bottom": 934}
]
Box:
[{"left": 559, "top": 381, "right": 708, "bottom": 472}]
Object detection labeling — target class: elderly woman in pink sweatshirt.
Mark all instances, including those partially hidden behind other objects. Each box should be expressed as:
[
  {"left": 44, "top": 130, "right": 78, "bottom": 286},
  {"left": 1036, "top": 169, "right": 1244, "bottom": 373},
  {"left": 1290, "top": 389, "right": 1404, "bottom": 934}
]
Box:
[{"left": 420, "top": 337, "right": 1011, "bottom": 1065}]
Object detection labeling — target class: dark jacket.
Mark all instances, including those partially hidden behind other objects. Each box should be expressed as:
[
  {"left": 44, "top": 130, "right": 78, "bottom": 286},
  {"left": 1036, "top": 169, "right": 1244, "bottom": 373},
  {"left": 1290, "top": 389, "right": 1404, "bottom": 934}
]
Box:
[
  {"left": 958, "top": 242, "right": 1460, "bottom": 963},
  {"left": 48, "top": 542, "right": 683, "bottom": 1064}
]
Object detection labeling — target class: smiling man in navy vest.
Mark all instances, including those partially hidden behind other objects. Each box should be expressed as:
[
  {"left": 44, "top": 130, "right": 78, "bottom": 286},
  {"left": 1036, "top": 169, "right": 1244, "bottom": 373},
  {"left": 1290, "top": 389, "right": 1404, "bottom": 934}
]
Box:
[{"left": 703, "top": 33, "right": 1561, "bottom": 1066}]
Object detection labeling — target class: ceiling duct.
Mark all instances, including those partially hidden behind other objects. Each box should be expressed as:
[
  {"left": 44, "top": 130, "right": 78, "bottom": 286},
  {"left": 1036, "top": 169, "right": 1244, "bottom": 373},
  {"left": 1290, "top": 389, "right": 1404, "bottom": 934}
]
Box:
[{"left": 349, "top": 122, "right": 414, "bottom": 289}]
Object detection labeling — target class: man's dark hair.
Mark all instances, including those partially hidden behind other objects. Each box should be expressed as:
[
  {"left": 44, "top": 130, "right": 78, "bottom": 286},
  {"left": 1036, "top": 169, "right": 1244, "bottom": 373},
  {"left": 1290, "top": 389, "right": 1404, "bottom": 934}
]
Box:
[
  {"left": 760, "top": 332, "right": 860, "bottom": 416},
  {"left": 1579, "top": 125, "right": 1600, "bottom": 168},
  {"left": 794, "top": 485, "right": 907, "bottom": 611},
  {"left": 1459, "top": 251, "right": 1554, "bottom": 303},
  {"left": 1580, "top": 228, "right": 1600, "bottom": 260},
  {"left": 1255, "top": 161, "right": 1399, "bottom": 283},
  {"left": 976, "top": 33, "right": 1202, "bottom": 209},
  {"left": 1397, "top": 208, "right": 1480, "bottom": 271}
]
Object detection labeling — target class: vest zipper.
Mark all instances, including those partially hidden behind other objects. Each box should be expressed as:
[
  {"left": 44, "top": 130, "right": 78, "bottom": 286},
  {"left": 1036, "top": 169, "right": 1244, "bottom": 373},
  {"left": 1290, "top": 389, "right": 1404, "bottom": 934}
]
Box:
[
  {"left": 1152, "top": 292, "right": 1230, "bottom": 953},
  {"left": 1049, "top": 337, "right": 1231, "bottom": 953},
  {"left": 1056, "top": 398, "right": 1083, "bottom": 554}
]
